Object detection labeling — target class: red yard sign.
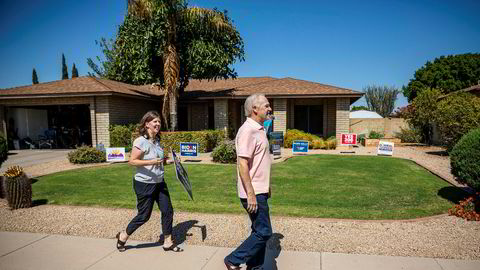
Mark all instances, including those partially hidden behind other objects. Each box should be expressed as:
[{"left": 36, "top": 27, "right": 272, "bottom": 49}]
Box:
[{"left": 341, "top": 133, "right": 357, "bottom": 145}]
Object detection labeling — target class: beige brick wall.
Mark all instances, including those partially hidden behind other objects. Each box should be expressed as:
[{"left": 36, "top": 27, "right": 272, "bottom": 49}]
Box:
[
  {"left": 92, "top": 96, "right": 160, "bottom": 147},
  {"left": 108, "top": 96, "right": 160, "bottom": 126},
  {"left": 90, "top": 96, "right": 110, "bottom": 147},
  {"left": 335, "top": 98, "right": 350, "bottom": 142},
  {"left": 273, "top": 98, "right": 287, "bottom": 133},
  {"left": 190, "top": 103, "right": 208, "bottom": 131},
  {"left": 350, "top": 118, "right": 408, "bottom": 138},
  {"left": 214, "top": 99, "right": 228, "bottom": 130},
  {"left": 326, "top": 99, "right": 336, "bottom": 137}
]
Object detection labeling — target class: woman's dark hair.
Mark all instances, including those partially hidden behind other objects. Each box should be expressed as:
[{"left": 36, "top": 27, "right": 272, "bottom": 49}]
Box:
[{"left": 138, "top": 111, "right": 161, "bottom": 140}]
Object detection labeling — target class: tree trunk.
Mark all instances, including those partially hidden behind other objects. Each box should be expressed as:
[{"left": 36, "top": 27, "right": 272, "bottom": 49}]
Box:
[{"left": 169, "top": 91, "right": 178, "bottom": 131}]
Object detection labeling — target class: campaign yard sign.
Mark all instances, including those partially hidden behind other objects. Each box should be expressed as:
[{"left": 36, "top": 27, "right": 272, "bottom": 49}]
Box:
[
  {"left": 269, "top": 131, "right": 283, "bottom": 156},
  {"left": 341, "top": 133, "right": 357, "bottom": 145},
  {"left": 292, "top": 140, "right": 309, "bottom": 154},
  {"left": 377, "top": 141, "right": 394, "bottom": 156},
  {"left": 106, "top": 147, "right": 126, "bottom": 162},
  {"left": 180, "top": 142, "right": 198, "bottom": 157}
]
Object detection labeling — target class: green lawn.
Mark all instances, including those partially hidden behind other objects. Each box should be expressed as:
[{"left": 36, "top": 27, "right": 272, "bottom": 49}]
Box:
[{"left": 32, "top": 155, "right": 467, "bottom": 220}]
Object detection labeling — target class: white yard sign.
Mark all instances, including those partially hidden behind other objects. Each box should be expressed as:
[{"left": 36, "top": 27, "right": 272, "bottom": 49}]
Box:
[{"left": 377, "top": 141, "right": 394, "bottom": 156}]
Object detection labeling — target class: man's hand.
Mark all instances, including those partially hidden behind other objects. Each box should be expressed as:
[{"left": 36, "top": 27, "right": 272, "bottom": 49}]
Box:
[{"left": 247, "top": 193, "right": 257, "bottom": 213}]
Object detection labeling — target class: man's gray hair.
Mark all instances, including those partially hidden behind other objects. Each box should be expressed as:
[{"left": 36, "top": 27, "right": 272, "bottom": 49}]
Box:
[{"left": 244, "top": 93, "right": 266, "bottom": 117}]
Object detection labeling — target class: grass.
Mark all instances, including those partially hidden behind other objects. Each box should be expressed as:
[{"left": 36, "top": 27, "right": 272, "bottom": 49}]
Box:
[{"left": 32, "top": 155, "right": 467, "bottom": 220}]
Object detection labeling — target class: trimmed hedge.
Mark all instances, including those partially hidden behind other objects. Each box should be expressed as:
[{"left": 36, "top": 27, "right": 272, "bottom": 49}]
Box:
[
  {"left": 0, "top": 135, "right": 8, "bottom": 167},
  {"left": 211, "top": 140, "right": 237, "bottom": 164},
  {"left": 159, "top": 130, "right": 226, "bottom": 153},
  {"left": 450, "top": 128, "right": 480, "bottom": 190},
  {"left": 110, "top": 124, "right": 137, "bottom": 152},
  {"left": 68, "top": 146, "right": 106, "bottom": 164},
  {"left": 368, "top": 130, "right": 384, "bottom": 139},
  {"left": 284, "top": 129, "right": 321, "bottom": 148},
  {"left": 283, "top": 129, "right": 337, "bottom": 149}
]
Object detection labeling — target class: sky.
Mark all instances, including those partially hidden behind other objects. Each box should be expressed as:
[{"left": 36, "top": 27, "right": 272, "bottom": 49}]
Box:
[{"left": 1, "top": 0, "right": 479, "bottom": 109}]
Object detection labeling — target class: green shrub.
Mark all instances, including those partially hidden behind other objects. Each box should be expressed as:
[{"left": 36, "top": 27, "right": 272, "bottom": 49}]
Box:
[
  {"left": 110, "top": 124, "right": 137, "bottom": 152},
  {"left": 283, "top": 129, "right": 321, "bottom": 148},
  {"left": 450, "top": 128, "right": 480, "bottom": 190},
  {"left": 357, "top": 134, "right": 366, "bottom": 145},
  {"left": 435, "top": 92, "right": 480, "bottom": 151},
  {"left": 368, "top": 130, "right": 384, "bottom": 139},
  {"left": 394, "top": 127, "right": 422, "bottom": 143},
  {"left": 68, "top": 146, "right": 106, "bottom": 164},
  {"left": 159, "top": 130, "right": 226, "bottom": 153},
  {"left": 0, "top": 135, "right": 8, "bottom": 167},
  {"left": 312, "top": 139, "right": 325, "bottom": 149},
  {"left": 325, "top": 137, "right": 337, "bottom": 149},
  {"left": 211, "top": 140, "right": 237, "bottom": 164}
]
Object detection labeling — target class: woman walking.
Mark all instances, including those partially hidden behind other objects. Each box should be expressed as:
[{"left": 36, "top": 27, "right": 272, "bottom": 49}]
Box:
[{"left": 116, "top": 111, "right": 183, "bottom": 252}]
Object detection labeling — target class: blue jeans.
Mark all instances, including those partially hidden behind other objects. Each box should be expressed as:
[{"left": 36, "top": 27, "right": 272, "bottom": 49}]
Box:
[{"left": 225, "top": 194, "right": 272, "bottom": 268}]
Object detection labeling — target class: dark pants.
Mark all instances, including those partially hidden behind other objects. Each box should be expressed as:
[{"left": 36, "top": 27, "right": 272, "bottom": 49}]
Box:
[
  {"left": 225, "top": 194, "right": 272, "bottom": 268},
  {"left": 126, "top": 180, "right": 173, "bottom": 236}
]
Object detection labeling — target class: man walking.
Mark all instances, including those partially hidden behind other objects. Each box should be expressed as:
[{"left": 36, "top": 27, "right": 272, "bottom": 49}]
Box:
[{"left": 224, "top": 94, "right": 273, "bottom": 270}]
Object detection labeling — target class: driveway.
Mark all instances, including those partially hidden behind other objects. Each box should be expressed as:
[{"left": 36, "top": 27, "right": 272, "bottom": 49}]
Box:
[{"left": 0, "top": 149, "right": 72, "bottom": 174}]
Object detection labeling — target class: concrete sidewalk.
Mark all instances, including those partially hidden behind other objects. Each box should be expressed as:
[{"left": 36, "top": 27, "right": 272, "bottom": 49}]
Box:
[{"left": 0, "top": 231, "right": 478, "bottom": 270}]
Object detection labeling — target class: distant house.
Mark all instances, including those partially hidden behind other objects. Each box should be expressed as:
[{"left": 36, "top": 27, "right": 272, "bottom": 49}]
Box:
[
  {"left": 0, "top": 76, "right": 363, "bottom": 148},
  {"left": 349, "top": 110, "right": 383, "bottom": 119}
]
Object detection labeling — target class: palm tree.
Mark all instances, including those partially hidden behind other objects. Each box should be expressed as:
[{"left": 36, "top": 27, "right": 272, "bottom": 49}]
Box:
[{"left": 127, "top": 0, "right": 238, "bottom": 131}]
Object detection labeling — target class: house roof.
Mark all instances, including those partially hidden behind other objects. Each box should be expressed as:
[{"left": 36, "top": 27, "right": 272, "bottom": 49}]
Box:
[
  {"left": 0, "top": 76, "right": 363, "bottom": 101},
  {"left": 438, "top": 84, "right": 480, "bottom": 100},
  {"left": 458, "top": 84, "right": 480, "bottom": 96},
  {"left": 350, "top": 110, "right": 383, "bottom": 119},
  {"left": 184, "top": 77, "right": 363, "bottom": 99},
  {"left": 0, "top": 77, "right": 163, "bottom": 99}
]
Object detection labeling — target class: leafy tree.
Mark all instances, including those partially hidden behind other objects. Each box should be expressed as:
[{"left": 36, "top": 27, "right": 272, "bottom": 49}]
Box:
[
  {"left": 88, "top": 0, "right": 245, "bottom": 131},
  {"left": 403, "top": 53, "right": 480, "bottom": 102},
  {"left": 405, "top": 88, "right": 442, "bottom": 145},
  {"left": 435, "top": 92, "right": 480, "bottom": 151},
  {"left": 363, "top": 85, "right": 400, "bottom": 117},
  {"left": 350, "top": 105, "right": 369, "bottom": 111},
  {"left": 62, "top": 53, "right": 69, "bottom": 79},
  {"left": 390, "top": 105, "right": 413, "bottom": 118},
  {"left": 72, "top": 63, "right": 79, "bottom": 78},
  {"left": 32, "top": 68, "right": 39, "bottom": 84}
]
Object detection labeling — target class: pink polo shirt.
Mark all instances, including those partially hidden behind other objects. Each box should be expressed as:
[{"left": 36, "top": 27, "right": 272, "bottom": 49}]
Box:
[{"left": 235, "top": 117, "right": 272, "bottom": 198}]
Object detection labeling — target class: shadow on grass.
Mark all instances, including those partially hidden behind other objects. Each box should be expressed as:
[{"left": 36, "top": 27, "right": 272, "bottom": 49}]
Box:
[
  {"left": 31, "top": 199, "right": 49, "bottom": 207},
  {"left": 438, "top": 186, "right": 471, "bottom": 204},
  {"left": 31, "top": 178, "right": 39, "bottom": 184}
]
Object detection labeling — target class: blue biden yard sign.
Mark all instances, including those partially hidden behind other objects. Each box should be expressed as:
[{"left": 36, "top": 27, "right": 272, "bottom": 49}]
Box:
[
  {"left": 180, "top": 142, "right": 198, "bottom": 157},
  {"left": 292, "top": 140, "right": 309, "bottom": 154}
]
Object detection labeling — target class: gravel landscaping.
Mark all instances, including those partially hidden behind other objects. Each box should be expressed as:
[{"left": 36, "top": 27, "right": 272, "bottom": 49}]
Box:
[{"left": 1, "top": 201, "right": 479, "bottom": 260}]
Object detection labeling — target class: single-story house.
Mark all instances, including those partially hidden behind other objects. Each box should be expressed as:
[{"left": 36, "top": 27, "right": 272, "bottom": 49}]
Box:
[{"left": 0, "top": 76, "right": 363, "bottom": 148}]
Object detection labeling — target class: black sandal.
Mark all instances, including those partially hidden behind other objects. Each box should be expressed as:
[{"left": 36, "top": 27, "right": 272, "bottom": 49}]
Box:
[
  {"left": 116, "top": 232, "right": 126, "bottom": 252},
  {"left": 163, "top": 245, "right": 184, "bottom": 252}
]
